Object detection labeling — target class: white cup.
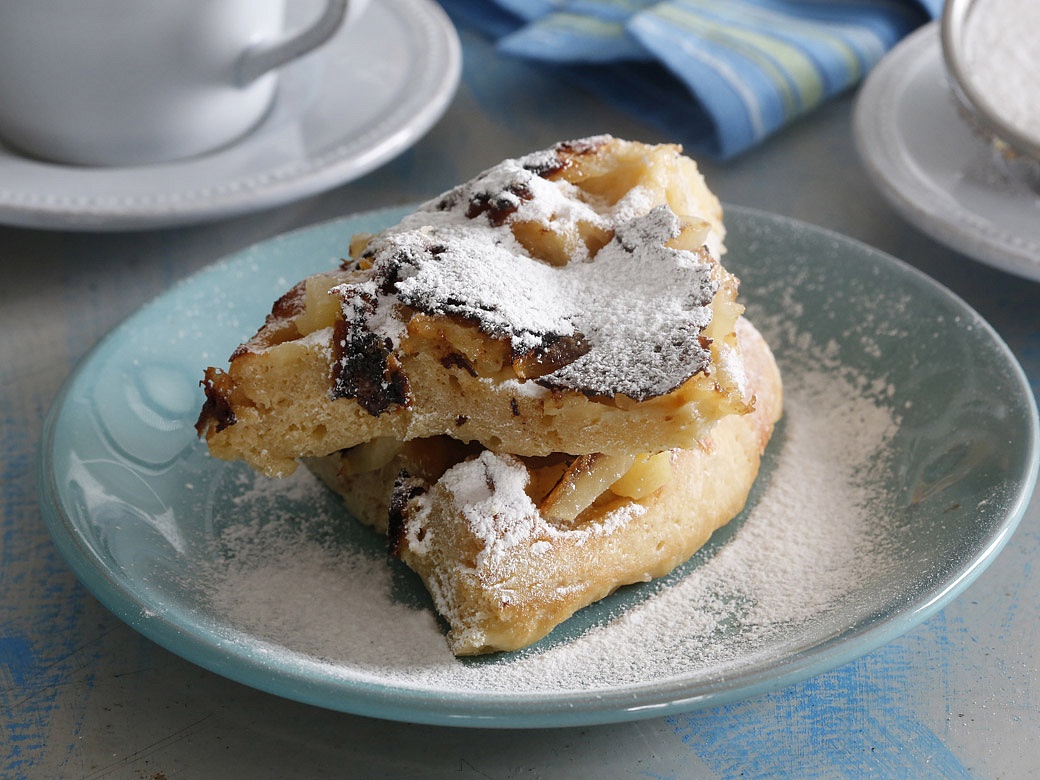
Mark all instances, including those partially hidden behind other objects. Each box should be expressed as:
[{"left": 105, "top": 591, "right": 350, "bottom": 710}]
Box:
[{"left": 0, "top": 0, "right": 367, "bottom": 167}]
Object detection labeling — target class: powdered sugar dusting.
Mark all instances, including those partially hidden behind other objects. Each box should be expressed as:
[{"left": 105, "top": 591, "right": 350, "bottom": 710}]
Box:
[
  {"left": 332, "top": 142, "right": 723, "bottom": 401},
  {"left": 410, "top": 450, "right": 647, "bottom": 575},
  {"left": 434, "top": 452, "right": 544, "bottom": 569}
]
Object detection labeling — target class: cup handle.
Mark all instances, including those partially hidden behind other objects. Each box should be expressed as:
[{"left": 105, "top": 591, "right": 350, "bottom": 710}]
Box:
[{"left": 236, "top": 0, "right": 350, "bottom": 86}]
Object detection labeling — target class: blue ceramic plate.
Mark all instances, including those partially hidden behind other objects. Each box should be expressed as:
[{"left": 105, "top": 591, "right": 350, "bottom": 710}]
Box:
[{"left": 38, "top": 206, "right": 1038, "bottom": 728}]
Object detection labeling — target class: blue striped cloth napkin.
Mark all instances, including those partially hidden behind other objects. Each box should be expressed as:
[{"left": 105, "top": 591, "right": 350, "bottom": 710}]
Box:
[{"left": 438, "top": 0, "right": 942, "bottom": 159}]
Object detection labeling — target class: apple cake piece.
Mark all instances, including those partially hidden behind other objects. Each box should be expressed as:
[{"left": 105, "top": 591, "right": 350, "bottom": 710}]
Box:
[
  {"left": 196, "top": 136, "right": 747, "bottom": 478},
  {"left": 195, "top": 136, "right": 784, "bottom": 655}
]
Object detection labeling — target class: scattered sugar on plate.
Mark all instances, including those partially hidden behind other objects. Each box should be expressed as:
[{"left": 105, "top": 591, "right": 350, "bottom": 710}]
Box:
[{"left": 195, "top": 322, "right": 902, "bottom": 693}]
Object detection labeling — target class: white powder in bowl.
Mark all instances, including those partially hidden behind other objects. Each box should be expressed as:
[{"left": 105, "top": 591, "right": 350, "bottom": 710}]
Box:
[{"left": 963, "top": 0, "right": 1040, "bottom": 146}]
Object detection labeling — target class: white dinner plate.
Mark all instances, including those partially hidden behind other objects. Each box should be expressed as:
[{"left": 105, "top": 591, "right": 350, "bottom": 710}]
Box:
[
  {"left": 0, "top": 0, "right": 460, "bottom": 231},
  {"left": 854, "top": 23, "right": 1040, "bottom": 280}
]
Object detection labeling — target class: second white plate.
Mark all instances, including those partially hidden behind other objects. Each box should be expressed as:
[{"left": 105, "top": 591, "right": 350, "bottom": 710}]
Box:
[{"left": 854, "top": 23, "right": 1040, "bottom": 279}]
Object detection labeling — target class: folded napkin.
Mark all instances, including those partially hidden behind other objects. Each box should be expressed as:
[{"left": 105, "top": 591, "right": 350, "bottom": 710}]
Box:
[{"left": 438, "top": 0, "right": 942, "bottom": 159}]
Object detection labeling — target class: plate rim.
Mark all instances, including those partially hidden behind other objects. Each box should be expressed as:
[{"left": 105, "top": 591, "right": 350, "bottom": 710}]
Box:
[{"left": 37, "top": 204, "right": 1040, "bottom": 727}]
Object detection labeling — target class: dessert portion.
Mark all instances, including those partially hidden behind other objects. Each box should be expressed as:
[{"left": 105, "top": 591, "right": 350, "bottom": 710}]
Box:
[
  {"left": 196, "top": 136, "right": 783, "bottom": 655},
  {"left": 197, "top": 136, "right": 744, "bottom": 478}
]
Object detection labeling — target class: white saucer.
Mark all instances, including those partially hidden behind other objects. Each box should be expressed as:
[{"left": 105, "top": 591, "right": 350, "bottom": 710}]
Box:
[
  {"left": 853, "top": 23, "right": 1040, "bottom": 280},
  {"left": 0, "top": 0, "right": 460, "bottom": 231}
]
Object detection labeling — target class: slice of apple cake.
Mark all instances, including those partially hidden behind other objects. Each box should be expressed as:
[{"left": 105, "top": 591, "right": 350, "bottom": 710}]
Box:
[{"left": 196, "top": 136, "right": 782, "bottom": 655}]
